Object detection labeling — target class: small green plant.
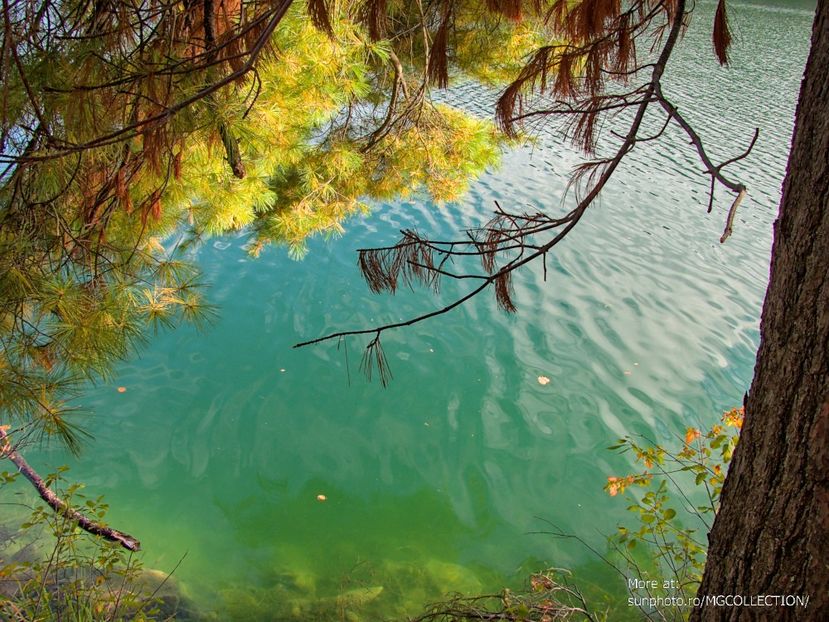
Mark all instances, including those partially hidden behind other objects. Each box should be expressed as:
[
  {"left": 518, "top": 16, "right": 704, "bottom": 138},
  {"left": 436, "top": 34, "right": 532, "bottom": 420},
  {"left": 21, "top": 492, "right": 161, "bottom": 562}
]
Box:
[
  {"left": 604, "top": 407, "right": 744, "bottom": 620},
  {"left": 0, "top": 468, "right": 169, "bottom": 621}
]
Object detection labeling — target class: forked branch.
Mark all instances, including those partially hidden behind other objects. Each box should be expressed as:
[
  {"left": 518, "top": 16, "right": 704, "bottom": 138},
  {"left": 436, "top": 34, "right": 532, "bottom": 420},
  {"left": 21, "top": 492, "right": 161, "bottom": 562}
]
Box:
[{"left": 656, "top": 88, "right": 758, "bottom": 201}]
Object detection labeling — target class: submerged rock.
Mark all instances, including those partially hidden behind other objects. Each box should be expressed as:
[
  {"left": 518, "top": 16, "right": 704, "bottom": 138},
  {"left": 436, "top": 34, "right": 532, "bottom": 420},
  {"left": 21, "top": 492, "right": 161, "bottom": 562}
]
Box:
[
  {"left": 129, "top": 568, "right": 200, "bottom": 620},
  {"left": 268, "top": 568, "right": 317, "bottom": 594},
  {"left": 422, "top": 559, "right": 484, "bottom": 594},
  {"left": 333, "top": 585, "right": 384, "bottom": 609},
  {"left": 218, "top": 579, "right": 385, "bottom": 622},
  {"left": 218, "top": 586, "right": 269, "bottom": 621}
]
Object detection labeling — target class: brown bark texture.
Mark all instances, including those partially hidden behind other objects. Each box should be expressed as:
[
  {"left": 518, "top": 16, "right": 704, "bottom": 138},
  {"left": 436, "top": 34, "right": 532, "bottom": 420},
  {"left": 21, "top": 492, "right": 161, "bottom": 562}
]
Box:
[{"left": 692, "top": 0, "right": 829, "bottom": 620}]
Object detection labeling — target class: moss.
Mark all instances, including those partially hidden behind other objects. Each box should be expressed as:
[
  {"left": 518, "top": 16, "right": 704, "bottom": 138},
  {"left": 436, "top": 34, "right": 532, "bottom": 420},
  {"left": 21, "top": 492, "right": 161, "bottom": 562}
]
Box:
[{"left": 212, "top": 556, "right": 497, "bottom": 621}]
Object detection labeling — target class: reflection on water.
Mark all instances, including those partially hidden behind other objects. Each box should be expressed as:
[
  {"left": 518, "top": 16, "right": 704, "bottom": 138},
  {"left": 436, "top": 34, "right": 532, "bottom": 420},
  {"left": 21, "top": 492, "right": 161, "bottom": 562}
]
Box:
[{"left": 30, "top": 1, "right": 813, "bottom": 618}]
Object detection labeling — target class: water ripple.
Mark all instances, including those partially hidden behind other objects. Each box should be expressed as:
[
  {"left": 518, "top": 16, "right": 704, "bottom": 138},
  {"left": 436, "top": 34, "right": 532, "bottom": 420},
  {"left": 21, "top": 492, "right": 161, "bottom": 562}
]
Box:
[{"left": 36, "top": 0, "right": 814, "bottom": 608}]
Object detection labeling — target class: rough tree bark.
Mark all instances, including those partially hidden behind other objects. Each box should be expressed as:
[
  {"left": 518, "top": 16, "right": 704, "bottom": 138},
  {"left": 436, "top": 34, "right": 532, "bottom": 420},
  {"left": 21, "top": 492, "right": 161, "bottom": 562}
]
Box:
[{"left": 692, "top": 1, "right": 828, "bottom": 619}]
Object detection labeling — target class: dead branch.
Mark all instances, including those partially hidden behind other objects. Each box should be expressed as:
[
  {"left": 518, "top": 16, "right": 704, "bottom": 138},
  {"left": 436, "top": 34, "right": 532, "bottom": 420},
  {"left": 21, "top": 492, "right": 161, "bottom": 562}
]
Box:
[
  {"left": 410, "top": 567, "right": 600, "bottom": 622},
  {"left": 656, "top": 88, "right": 758, "bottom": 199},
  {"left": 720, "top": 188, "right": 746, "bottom": 243},
  {"left": 0, "top": 427, "right": 140, "bottom": 552}
]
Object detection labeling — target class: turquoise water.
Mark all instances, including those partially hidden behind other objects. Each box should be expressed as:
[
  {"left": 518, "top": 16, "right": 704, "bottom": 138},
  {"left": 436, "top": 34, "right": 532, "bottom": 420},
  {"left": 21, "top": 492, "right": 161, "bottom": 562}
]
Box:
[{"left": 25, "top": 1, "right": 814, "bottom": 618}]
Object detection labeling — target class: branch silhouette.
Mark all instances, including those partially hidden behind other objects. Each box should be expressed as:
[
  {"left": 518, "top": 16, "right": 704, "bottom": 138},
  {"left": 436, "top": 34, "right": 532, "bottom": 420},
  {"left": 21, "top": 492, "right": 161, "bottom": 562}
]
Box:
[{"left": 295, "top": 0, "right": 758, "bottom": 384}]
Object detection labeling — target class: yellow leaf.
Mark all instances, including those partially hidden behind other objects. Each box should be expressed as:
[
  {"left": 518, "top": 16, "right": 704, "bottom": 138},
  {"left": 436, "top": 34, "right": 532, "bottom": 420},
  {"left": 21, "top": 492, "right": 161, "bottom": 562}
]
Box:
[{"left": 685, "top": 428, "right": 701, "bottom": 445}]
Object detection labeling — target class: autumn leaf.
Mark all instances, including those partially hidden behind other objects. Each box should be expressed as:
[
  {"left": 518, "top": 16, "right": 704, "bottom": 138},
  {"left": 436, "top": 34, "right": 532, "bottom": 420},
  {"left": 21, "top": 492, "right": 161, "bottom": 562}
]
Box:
[{"left": 685, "top": 427, "right": 701, "bottom": 445}]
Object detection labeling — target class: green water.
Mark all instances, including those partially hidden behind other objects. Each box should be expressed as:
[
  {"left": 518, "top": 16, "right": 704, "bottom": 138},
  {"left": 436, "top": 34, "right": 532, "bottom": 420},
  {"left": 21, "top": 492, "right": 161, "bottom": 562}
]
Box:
[{"left": 21, "top": 1, "right": 814, "bottom": 619}]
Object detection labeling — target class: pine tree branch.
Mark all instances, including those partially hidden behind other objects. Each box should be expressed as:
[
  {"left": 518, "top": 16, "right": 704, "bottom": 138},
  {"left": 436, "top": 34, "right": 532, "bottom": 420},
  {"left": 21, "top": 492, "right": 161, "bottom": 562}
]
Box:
[
  {"left": 655, "top": 87, "right": 758, "bottom": 200},
  {"left": 204, "top": 0, "right": 245, "bottom": 179},
  {"left": 294, "top": 0, "right": 695, "bottom": 365},
  {"left": 3, "top": 0, "right": 296, "bottom": 166}
]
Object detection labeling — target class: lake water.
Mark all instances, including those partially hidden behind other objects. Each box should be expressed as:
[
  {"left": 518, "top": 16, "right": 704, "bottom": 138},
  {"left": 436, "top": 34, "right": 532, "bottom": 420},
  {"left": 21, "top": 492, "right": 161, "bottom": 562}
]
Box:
[{"left": 22, "top": 1, "right": 815, "bottom": 619}]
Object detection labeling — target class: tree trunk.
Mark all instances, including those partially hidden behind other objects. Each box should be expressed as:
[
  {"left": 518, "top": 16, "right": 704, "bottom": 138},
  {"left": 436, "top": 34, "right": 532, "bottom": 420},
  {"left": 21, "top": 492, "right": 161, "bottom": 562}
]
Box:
[{"left": 692, "top": 1, "right": 828, "bottom": 620}]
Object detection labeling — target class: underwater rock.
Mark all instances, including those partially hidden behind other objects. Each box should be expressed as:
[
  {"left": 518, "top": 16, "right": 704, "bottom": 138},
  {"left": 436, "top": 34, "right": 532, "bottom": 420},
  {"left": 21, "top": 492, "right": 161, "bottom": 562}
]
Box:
[
  {"left": 128, "top": 568, "right": 200, "bottom": 621},
  {"left": 370, "top": 558, "right": 487, "bottom": 619},
  {"left": 0, "top": 561, "right": 199, "bottom": 621},
  {"left": 270, "top": 585, "right": 384, "bottom": 622},
  {"left": 333, "top": 585, "right": 384, "bottom": 609},
  {"left": 0, "top": 520, "right": 51, "bottom": 574},
  {"left": 218, "top": 585, "right": 270, "bottom": 622},
  {"left": 269, "top": 568, "right": 317, "bottom": 594},
  {"left": 422, "top": 559, "right": 484, "bottom": 595}
]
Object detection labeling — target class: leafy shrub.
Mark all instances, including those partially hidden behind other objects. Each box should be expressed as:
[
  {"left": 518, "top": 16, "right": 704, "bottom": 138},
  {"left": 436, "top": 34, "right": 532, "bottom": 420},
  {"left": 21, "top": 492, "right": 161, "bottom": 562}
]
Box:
[
  {"left": 0, "top": 469, "right": 174, "bottom": 621},
  {"left": 604, "top": 408, "right": 744, "bottom": 619}
]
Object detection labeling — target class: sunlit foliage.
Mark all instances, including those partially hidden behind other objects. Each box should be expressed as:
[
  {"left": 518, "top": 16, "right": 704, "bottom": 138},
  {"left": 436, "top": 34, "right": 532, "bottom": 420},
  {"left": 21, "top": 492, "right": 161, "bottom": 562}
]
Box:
[
  {"left": 0, "top": 467, "right": 174, "bottom": 620},
  {"left": 0, "top": 1, "right": 552, "bottom": 445},
  {"left": 604, "top": 407, "right": 744, "bottom": 619}
]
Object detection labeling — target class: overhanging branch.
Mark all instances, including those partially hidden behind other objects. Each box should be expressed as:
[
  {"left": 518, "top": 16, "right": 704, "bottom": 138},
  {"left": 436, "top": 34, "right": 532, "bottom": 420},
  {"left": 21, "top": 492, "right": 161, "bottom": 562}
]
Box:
[
  {"left": 295, "top": 0, "right": 758, "bottom": 386},
  {"left": 656, "top": 87, "right": 758, "bottom": 200},
  {"left": 0, "top": 427, "right": 140, "bottom": 552}
]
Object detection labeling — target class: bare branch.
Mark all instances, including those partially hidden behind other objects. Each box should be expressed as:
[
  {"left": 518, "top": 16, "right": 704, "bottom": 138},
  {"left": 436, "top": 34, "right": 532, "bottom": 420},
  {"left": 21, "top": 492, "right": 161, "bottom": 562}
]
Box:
[
  {"left": 656, "top": 89, "right": 758, "bottom": 196},
  {"left": 0, "top": 427, "right": 140, "bottom": 551},
  {"left": 720, "top": 188, "right": 746, "bottom": 243}
]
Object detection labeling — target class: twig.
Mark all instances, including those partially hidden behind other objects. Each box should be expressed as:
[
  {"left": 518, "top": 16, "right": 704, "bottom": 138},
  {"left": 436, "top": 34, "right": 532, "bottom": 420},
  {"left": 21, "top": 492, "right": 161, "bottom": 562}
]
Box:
[{"left": 719, "top": 187, "right": 746, "bottom": 243}]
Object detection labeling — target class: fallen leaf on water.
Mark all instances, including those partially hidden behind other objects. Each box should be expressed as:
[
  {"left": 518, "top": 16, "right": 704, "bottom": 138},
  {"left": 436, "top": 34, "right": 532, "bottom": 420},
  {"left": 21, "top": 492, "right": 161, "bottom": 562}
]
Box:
[{"left": 537, "top": 376, "right": 551, "bottom": 385}]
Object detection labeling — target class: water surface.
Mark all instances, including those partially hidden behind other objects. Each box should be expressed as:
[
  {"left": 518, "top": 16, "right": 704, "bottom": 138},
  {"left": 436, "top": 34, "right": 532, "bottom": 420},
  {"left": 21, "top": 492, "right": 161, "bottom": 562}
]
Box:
[{"left": 29, "top": 1, "right": 814, "bottom": 618}]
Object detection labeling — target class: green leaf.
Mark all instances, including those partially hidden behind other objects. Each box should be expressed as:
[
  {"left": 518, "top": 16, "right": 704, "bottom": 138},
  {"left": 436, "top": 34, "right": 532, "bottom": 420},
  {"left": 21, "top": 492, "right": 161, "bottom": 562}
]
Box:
[{"left": 710, "top": 434, "right": 727, "bottom": 449}]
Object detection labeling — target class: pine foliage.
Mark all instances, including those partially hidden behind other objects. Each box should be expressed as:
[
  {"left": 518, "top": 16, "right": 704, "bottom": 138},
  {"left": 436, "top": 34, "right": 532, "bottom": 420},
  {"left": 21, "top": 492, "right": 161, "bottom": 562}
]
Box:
[{"left": 1, "top": 1, "right": 553, "bottom": 445}]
